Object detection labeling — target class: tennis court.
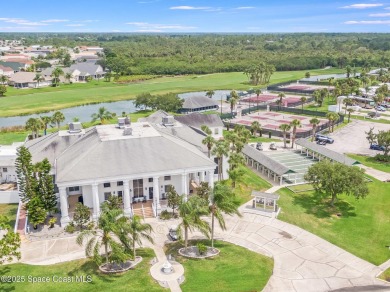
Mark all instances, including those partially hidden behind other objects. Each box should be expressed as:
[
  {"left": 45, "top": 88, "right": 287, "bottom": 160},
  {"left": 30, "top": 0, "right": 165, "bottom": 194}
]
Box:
[
  {"left": 242, "top": 93, "right": 302, "bottom": 106},
  {"left": 281, "top": 83, "right": 334, "bottom": 91}
]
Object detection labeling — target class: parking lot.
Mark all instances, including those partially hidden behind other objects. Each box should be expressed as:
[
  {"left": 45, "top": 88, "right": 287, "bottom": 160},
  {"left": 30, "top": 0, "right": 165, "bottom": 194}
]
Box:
[{"left": 325, "top": 120, "right": 390, "bottom": 156}]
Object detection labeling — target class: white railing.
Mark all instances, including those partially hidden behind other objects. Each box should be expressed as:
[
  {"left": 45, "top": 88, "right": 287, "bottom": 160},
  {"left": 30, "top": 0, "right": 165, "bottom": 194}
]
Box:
[
  {"left": 141, "top": 203, "right": 146, "bottom": 219},
  {"left": 152, "top": 202, "right": 157, "bottom": 217}
]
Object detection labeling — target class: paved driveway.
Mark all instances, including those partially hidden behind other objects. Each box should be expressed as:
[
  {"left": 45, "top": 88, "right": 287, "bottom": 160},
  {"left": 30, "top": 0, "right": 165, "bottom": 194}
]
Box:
[{"left": 325, "top": 120, "right": 390, "bottom": 156}]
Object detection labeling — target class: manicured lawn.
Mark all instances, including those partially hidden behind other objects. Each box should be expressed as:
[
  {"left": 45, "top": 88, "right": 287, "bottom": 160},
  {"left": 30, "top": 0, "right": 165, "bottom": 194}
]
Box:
[
  {"left": 286, "top": 184, "right": 314, "bottom": 193},
  {"left": 379, "top": 267, "right": 390, "bottom": 282},
  {"left": 277, "top": 178, "right": 390, "bottom": 265},
  {"left": 0, "top": 203, "right": 19, "bottom": 228},
  {"left": 249, "top": 136, "right": 281, "bottom": 143},
  {"left": 351, "top": 115, "right": 390, "bottom": 124},
  {"left": 0, "top": 249, "right": 164, "bottom": 292},
  {"left": 228, "top": 166, "right": 272, "bottom": 204},
  {"left": 165, "top": 240, "right": 273, "bottom": 292},
  {"left": 347, "top": 154, "right": 390, "bottom": 173},
  {"left": 0, "top": 131, "right": 28, "bottom": 144},
  {"left": 0, "top": 68, "right": 345, "bottom": 117}
]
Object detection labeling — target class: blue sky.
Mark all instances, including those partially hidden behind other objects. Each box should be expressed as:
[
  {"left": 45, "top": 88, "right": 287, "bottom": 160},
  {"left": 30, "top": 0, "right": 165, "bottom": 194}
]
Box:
[{"left": 1, "top": 1, "right": 390, "bottom": 33}]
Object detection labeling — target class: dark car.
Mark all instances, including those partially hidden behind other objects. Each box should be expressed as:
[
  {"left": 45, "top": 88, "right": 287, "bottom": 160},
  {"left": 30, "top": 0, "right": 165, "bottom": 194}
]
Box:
[
  {"left": 316, "top": 140, "right": 327, "bottom": 145},
  {"left": 169, "top": 226, "right": 178, "bottom": 241},
  {"left": 315, "top": 134, "right": 334, "bottom": 144},
  {"left": 370, "top": 144, "right": 385, "bottom": 151},
  {"left": 256, "top": 142, "right": 263, "bottom": 151}
]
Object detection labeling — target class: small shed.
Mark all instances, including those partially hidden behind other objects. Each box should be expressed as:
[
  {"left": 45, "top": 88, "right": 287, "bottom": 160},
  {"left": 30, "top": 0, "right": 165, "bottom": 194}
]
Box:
[{"left": 244, "top": 191, "right": 281, "bottom": 218}]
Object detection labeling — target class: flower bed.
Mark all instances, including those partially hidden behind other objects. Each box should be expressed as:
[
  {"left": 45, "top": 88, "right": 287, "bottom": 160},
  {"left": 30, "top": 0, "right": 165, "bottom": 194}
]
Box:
[
  {"left": 178, "top": 246, "right": 219, "bottom": 259},
  {"left": 99, "top": 256, "right": 143, "bottom": 274}
]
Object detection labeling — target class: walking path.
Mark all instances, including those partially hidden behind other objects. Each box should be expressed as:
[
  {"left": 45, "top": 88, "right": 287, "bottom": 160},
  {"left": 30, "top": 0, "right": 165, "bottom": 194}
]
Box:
[{"left": 360, "top": 165, "right": 390, "bottom": 182}]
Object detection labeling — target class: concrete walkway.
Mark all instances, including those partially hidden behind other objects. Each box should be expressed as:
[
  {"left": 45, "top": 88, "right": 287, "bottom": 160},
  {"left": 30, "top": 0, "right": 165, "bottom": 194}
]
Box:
[{"left": 360, "top": 165, "right": 390, "bottom": 182}]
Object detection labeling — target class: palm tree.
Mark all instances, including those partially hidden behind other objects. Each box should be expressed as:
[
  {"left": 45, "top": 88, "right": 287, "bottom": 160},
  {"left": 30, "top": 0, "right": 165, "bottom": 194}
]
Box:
[
  {"left": 51, "top": 111, "right": 65, "bottom": 130},
  {"left": 209, "top": 183, "right": 241, "bottom": 248},
  {"left": 206, "top": 90, "right": 215, "bottom": 99},
  {"left": 33, "top": 73, "right": 45, "bottom": 88},
  {"left": 51, "top": 67, "right": 64, "bottom": 87},
  {"left": 212, "top": 140, "right": 229, "bottom": 181},
  {"left": 255, "top": 88, "right": 261, "bottom": 110},
  {"left": 290, "top": 119, "right": 301, "bottom": 148},
  {"left": 127, "top": 215, "right": 153, "bottom": 260},
  {"left": 91, "top": 107, "right": 114, "bottom": 124},
  {"left": 228, "top": 167, "right": 245, "bottom": 188},
  {"left": 25, "top": 118, "right": 42, "bottom": 139},
  {"left": 228, "top": 152, "right": 245, "bottom": 171},
  {"left": 178, "top": 196, "right": 210, "bottom": 250},
  {"left": 0, "top": 75, "right": 9, "bottom": 85},
  {"left": 346, "top": 108, "right": 354, "bottom": 123},
  {"left": 229, "top": 90, "right": 239, "bottom": 113},
  {"left": 65, "top": 72, "right": 72, "bottom": 84},
  {"left": 300, "top": 96, "right": 307, "bottom": 112},
  {"left": 278, "top": 92, "right": 285, "bottom": 107},
  {"left": 201, "top": 129, "right": 215, "bottom": 158},
  {"left": 326, "top": 112, "right": 339, "bottom": 133},
  {"left": 345, "top": 65, "right": 352, "bottom": 78},
  {"left": 250, "top": 121, "right": 261, "bottom": 137},
  {"left": 309, "top": 118, "right": 320, "bottom": 142},
  {"left": 279, "top": 123, "right": 291, "bottom": 148},
  {"left": 40, "top": 116, "right": 51, "bottom": 135},
  {"left": 343, "top": 97, "right": 353, "bottom": 114},
  {"left": 76, "top": 208, "right": 131, "bottom": 266}
]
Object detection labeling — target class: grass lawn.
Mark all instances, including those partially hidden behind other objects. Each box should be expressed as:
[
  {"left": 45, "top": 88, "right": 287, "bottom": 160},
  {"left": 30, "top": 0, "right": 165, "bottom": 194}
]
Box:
[
  {"left": 286, "top": 184, "right": 314, "bottom": 193},
  {"left": 277, "top": 178, "right": 390, "bottom": 265},
  {"left": 0, "top": 68, "right": 345, "bottom": 117},
  {"left": 0, "top": 249, "right": 164, "bottom": 292},
  {"left": 228, "top": 166, "right": 272, "bottom": 204},
  {"left": 351, "top": 115, "right": 390, "bottom": 124},
  {"left": 0, "top": 203, "right": 18, "bottom": 227},
  {"left": 379, "top": 267, "right": 390, "bottom": 282},
  {"left": 347, "top": 154, "right": 390, "bottom": 173},
  {"left": 165, "top": 240, "right": 273, "bottom": 292},
  {"left": 249, "top": 136, "right": 281, "bottom": 143},
  {"left": 0, "top": 131, "right": 28, "bottom": 144}
]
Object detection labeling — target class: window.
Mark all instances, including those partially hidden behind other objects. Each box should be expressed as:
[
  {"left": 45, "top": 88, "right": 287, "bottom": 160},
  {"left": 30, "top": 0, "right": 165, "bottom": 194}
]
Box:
[
  {"left": 164, "top": 176, "right": 171, "bottom": 181},
  {"left": 214, "top": 128, "right": 219, "bottom": 135},
  {"left": 103, "top": 182, "right": 111, "bottom": 188},
  {"left": 133, "top": 179, "right": 144, "bottom": 198},
  {"left": 117, "top": 181, "right": 123, "bottom": 186},
  {"left": 68, "top": 186, "right": 80, "bottom": 192},
  {"left": 104, "top": 192, "right": 111, "bottom": 200},
  {"left": 214, "top": 158, "right": 219, "bottom": 175},
  {"left": 164, "top": 185, "right": 170, "bottom": 193},
  {"left": 2, "top": 168, "right": 7, "bottom": 172},
  {"left": 148, "top": 178, "right": 153, "bottom": 183},
  {"left": 118, "top": 191, "right": 123, "bottom": 199}
]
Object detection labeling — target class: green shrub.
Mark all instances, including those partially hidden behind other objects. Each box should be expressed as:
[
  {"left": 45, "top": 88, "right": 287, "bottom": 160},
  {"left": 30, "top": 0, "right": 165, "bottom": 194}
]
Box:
[
  {"left": 375, "top": 154, "right": 390, "bottom": 162},
  {"left": 64, "top": 221, "right": 76, "bottom": 233},
  {"left": 196, "top": 242, "right": 207, "bottom": 255},
  {"left": 160, "top": 210, "right": 173, "bottom": 220}
]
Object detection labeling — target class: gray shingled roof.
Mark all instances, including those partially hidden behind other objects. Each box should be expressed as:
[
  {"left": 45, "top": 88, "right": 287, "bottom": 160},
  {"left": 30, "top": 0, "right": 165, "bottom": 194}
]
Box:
[
  {"left": 182, "top": 96, "right": 218, "bottom": 109},
  {"left": 242, "top": 145, "right": 294, "bottom": 176},
  {"left": 295, "top": 139, "right": 360, "bottom": 166},
  {"left": 69, "top": 63, "right": 103, "bottom": 75},
  {"left": 55, "top": 128, "right": 215, "bottom": 183},
  {"left": 175, "top": 113, "right": 224, "bottom": 128}
]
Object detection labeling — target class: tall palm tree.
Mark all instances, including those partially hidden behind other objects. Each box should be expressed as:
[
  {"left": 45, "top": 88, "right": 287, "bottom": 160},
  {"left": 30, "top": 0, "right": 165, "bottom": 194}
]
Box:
[
  {"left": 212, "top": 140, "right": 229, "bottom": 181},
  {"left": 250, "top": 121, "right": 261, "bottom": 137},
  {"left": 33, "top": 73, "right": 44, "bottom": 88},
  {"left": 290, "top": 119, "right": 301, "bottom": 148},
  {"left": 127, "top": 215, "right": 153, "bottom": 260},
  {"left": 51, "top": 67, "right": 64, "bottom": 87},
  {"left": 76, "top": 208, "right": 131, "bottom": 266},
  {"left": 343, "top": 97, "right": 353, "bottom": 114},
  {"left": 255, "top": 88, "right": 261, "bottom": 110},
  {"left": 309, "top": 118, "right": 320, "bottom": 142},
  {"left": 91, "top": 107, "right": 114, "bottom": 124},
  {"left": 229, "top": 90, "right": 239, "bottom": 113},
  {"left": 209, "top": 183, "right": 241, "bottom": 248},
  {"left": 178, "top": 196, "right": 210, "bottom": 250},
  {"left": 205, "top": 90, "right": 215, "bottom": 99},
  {"left": 279, "top": 123, "right": 291, "bottom": 148},
  {"left": 278, "top": 92, "right": 285, "bottom": 107},
  {"left": 300, "top": 96, "right": 307, "bottom": 112},
  {"left": 346, "top": 108, "right": 354, "bottom": 123},
  {"left": 201, "top": 126, "right": 215, "bottom": 158},
  {"left": 25, "top": 118, "right": 42, "bottom": 139},
  {"left": 40, "top": 116, "right": 52, "bottom": 135},
  {"left": 65, "top": 72, "right": 72, "bottom": 84},
  {"left": 51, "top": 111, "right": 65, "bottom": 130},
  {"left": 326, "top": 112, "right": 339, "bottom": 133},
  {"left": 228, "top": 152, "right": 245, "bottom": 171}
]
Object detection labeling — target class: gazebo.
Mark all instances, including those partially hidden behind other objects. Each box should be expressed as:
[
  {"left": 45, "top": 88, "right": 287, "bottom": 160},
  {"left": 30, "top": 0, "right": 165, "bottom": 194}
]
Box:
[{"left": 244, "top": 191, "right": 281, "bottom": 218}]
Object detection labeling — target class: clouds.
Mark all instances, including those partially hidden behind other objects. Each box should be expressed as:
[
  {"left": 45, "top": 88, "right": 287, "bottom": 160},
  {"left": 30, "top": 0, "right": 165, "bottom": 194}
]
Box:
[
  {"left": 126, "top": 22, "right": 196, "bottom": 31},
  {"left": 0, "top": 18, "right": 48, "bottom": 26},
  {"left": 368, "top": 12, "right": 390, "bottom": 16},
  {"left": 169, "top": 6, "right": 211, "bottom": 10},
  {"left": 345, "top": 20, "right": 390, "bottom": 24},
  {"left": 341, "top": 3, "right": 384, "bottom": 9},
  {"left": 41, "top": 19, "right": 69, "bottom": 23}
]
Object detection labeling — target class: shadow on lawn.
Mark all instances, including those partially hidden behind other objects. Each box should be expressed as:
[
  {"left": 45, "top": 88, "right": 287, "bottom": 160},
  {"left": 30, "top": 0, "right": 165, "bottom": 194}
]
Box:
[
  {"left": 292, "top": 191, "right": 356, "bottom": 219},
  {"left": 0, "top": 266, "right": 16, "bottom": 292}
]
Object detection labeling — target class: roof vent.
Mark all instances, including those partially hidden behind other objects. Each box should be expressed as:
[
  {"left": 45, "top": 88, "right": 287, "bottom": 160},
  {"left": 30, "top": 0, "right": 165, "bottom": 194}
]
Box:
[
  {"left": 123, "top": 126, "right": 133, "bottom": 136},
  {"left": 68, "top": 122, "right": 82, "bottom": 134},
  {"left": 162, "top": 116, "right": 175, "bottom": 126}
]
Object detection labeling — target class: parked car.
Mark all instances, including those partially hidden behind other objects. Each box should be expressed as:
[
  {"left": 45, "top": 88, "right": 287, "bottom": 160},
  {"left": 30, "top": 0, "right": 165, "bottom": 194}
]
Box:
[
  {"left": 380, "top": 103, "right": 390, "bottom": 108},
  {"left": 316, "top": 140, "right": 327, "bottom": 145},
  {"left": 367, "top": 112, "right": 380, "bottom": 118},
  {"left": 169, "top": 225, "right": 178, "bottom": 241},
  {"left": 269, "top": 143, "right": 277, "bottom": 150},
  {"left": 370, "top": 144, "right": 385, "bottom": 151},
  {"left": 315, "top": 134, "right": 334, "bottom": 144},
  {"left": 256, "top": 142, "right": 263, "bottom": 151},
  {"left": 376, "top": 106, "right": 386, "bottom": 112}
]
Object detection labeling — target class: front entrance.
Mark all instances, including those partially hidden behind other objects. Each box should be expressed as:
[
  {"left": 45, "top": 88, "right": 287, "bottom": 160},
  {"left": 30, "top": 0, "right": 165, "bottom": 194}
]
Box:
[
  {"left": 149, "top": 187, "right": 153, "bottom": 200},
  {"left": 133, "top": 179, "right": 144, "bottom": 198}
]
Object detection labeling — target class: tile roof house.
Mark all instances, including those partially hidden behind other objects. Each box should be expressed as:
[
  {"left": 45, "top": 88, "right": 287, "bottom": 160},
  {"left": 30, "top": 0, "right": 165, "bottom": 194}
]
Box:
[
  {"left": 26, "top": 120, "right": 217, "bottom": 225},
  {"left": 0, "top": 65, "right": 14, "bottom": 77}
]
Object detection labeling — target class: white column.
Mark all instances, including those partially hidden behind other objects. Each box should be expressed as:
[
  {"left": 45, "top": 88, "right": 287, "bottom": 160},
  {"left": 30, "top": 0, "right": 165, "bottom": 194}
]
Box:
[
  {"left": 200, "top": 171, "right": 205, "bottom": 183},
  {"left": 208, "top": 170, "right": 214, "bottom": 188},
  {"left": 123, "top": 181, "right": 131, "bottom": 216},
  {"left": 92, "top": 183, "right": 100, "bottom": 220},
  {"left": 59, "top": 187, "right": 70, "bottom": 226},
  {"left": 181, "top": 173, "right": 188, "bottom": 200},
  {"left": 153, "top": 176, "right": 160, "bottom": 215}
]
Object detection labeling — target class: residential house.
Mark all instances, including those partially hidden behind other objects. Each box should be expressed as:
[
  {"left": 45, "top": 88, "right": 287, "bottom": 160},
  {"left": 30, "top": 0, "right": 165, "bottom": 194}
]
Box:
[
  {"left": 41, "top": 67, "right": 80, "bottom": 83},
  {"left": 68, "top": 63, "right": 105, "bottom": 81},
  {"left": 180, "top": 96, "right": 219, "bottom": 114},
  {"left": 9, "top": 72, "right": 52, "bottom": 88},
  {"left": 0, "top": 65, "right": 14, "bottom": 77},
  {"left": 26, "top": 119, "right": 217, "bottom": 225},
  {"left": 0, "top": 61, "right": 28, "bottom": 73},
  {"left": 0, "top": 143, "right": 22, "bottom": 184}
]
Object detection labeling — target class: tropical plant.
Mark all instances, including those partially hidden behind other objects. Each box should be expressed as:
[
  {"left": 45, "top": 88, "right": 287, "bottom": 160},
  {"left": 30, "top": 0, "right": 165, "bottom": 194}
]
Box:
[
  {"left": 278, "top": 92, "right": 285, "bottom": 107},
  {"left": 0, "top": 75, "right": 9, "bottom": 85},
  {"left": 309, "top": 118, "right": 320, "bottom": 142},
  {"left": 65, "top": 72, "right": 72, "bottom": 83},
  {"left": 212, "top": 140, "right": 229, "bottom": 181},
  {"left": 229, "top": 90, "right": 239, "bottom": 113},
  {"left": 209, "top": 183, "right": 241, "bottom": 248},
  {"left": 250, "top": 121, "right": 261, "bottom": 137},
  {"left": 326, "top": 112, "right": 339, "bottom": 133},
  {"left": 300, "top": 96, "right": 307, "bottom": 112},
  {"left": 73, "top": 203, "right": 91, "bottom": 230},
  {"left": 346, "top": 108, "right": 354, "bottom": 123},
  {"left": 228, "top": 166, "right": 245, "bottom": 188},
  {"left": 167, "top": 185, "right": 180, "bottom": 216},
  {"left": 177, "top": 196, "right": 210, "bottom": 250},
  {"left": 0, "top": 85, "right": 6, "bottom": 96},
  {"left": 279, "top": 123, "right": 291, "bottom": 148},
  {"left": 206, "top": 90, "right": 215, "bottom": 99},
  {"left": 51, "top": 67, "right": 64, "bottom": 86},
  {"left": 33, "top": 73, "right": 45, "bottom": 88},
  {"left": 228, "top": 152, "right": 245, "bottom": 171},
  {"left": 51, "top": 111, "right": 65, "bottom": 130},
  {"left": 290, "top": 119, "right": 301, "bottom": 148},
  {"left": 0, "top": 215, "right": 21, "bottom": 264},
  {"left": 196, "top": 182, "right": 211, "bottom": 201},
  {"left": 25, "top": 118, "right": 42, "bottom": 139},
  {"left": 91, "top": 107, "right": 114, "bottom": 124},
  {"left": 40, "top": 116, "right": 52, "bottom": 136},
  {"left": 105, "top": 195, "right": 123, "bottom": 210},
  {"left": 127, "top": 215, "right": 154, "bottom": 259},
  {"left": 26, "top": 196, "right": 47, "bottom": 229},
  {"left": 202, "top": 134, "right": 215, "bottom": 158}
]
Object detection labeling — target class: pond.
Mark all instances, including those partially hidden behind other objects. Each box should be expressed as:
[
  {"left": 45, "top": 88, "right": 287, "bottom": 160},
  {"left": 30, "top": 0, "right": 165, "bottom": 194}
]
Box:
[{"left": 0, "top": 90, "right": 230, "bottom": 128}]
